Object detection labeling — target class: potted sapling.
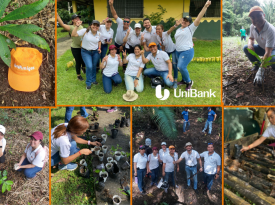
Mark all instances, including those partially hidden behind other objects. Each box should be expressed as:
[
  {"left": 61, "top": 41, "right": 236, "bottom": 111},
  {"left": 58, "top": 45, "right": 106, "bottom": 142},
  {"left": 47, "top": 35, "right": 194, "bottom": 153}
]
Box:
[
  {"left": 114, "top": 151, "right": 121, "bottom": 161},
  {"left": 94, "top": 146, "right": 101, "bottom": 155},
  {"left": 113, "top": 195, "right": 122, "bottom": 205},
  {"left": 111, "top": 124, "right": 118, "bottom": 139},
  {"left": 94, "top": 120, "right": 99, "bottom": 130},
  {"left": 107, "top": 157, "right": 113, "bottom": 163},
  {"left": 120, "top": 113, "right": 126, "bottom": 127},
  {"left": 121, "top": 151, "right": 126, "bottom": 160},
  {"left": 79, "top": 165, "right": 89, "bottom": 177},
  {"left": 102, "top": 145, "right": 108, "bottom": 154},
  {"left": 99, "top": 170, "right": 108, "bottom": 182},
  {"left": 101, "top": 134, "right": 107, "bottom": 142},
  {"left": 96, "top": 135, "right": 102, "bottom": 143},
  {"left": 114, "top": 119, "right": 120, "bottom": 128},
  {"left": 106, "top": 162, "right": 113, "bottom": 172},
  {"left": 98, "top": 152, "right": 104, "bottom": 162},
  {"left": 80, "top": 159, "right": 87, "bottom": 167},
  {"left": 92, "top": 136, "right": 97, "bottom": 142}
]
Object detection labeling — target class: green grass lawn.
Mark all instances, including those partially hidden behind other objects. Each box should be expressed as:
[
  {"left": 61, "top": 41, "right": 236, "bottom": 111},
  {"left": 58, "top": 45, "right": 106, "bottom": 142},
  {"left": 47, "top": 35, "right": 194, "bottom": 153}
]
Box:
[
  {"left": 57, "top": 40, "right": 221, "bottom": 105},
  {"left": 57, "top": 24, "right": 89, "bottom": 40}
]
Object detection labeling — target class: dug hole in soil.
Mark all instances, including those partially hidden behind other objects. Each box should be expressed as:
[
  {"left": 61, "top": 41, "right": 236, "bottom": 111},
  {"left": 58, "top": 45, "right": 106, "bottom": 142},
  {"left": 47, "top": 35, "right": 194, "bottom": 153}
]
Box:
[
  {"left": 132, "top": 108, "right": 222, "bottom": 205},
  {"left": 0, "top": 109, "right": 49, "bottom": 205},
  {"left": 223, "top": 41, "right": 275, "bottom": 106},
  {"left": 0, "top": 1, "right": 55, "bottom": 106}
]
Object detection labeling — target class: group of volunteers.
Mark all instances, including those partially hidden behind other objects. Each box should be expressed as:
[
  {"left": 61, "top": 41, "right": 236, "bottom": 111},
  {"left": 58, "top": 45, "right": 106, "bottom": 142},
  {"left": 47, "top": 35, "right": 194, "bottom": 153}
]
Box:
[
  {"left": 57, "top": 0, "right": 212, "bottom": 97},
  {"left": 133, "top": 138, "right": 221, "bottom": 197},
  {"left": 0, "top": 125, "right": 48, "bottom": 180}
]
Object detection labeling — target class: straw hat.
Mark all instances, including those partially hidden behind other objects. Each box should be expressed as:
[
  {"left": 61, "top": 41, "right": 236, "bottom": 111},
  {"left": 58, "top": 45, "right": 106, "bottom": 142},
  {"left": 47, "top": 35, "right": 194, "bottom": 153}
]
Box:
[{"left": 123, "top": 90, "right": 138, "bottom": 101}]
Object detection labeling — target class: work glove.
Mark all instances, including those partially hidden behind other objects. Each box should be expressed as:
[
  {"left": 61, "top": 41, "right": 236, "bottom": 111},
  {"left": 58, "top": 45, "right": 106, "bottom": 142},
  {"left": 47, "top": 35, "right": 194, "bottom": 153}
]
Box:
[{"left": 253, "top": 67, "right": 265, "bottom": 86}]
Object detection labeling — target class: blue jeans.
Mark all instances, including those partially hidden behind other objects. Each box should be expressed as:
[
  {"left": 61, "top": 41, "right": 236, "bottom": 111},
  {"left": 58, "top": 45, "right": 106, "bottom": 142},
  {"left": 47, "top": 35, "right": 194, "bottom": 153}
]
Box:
[
  {"left": 243, "top": 44, "right": 275, "bottom": 70},
  {"left": 185, "top": 165, "right": 197, "bottom": 190},
  {"left": 150, "top": 167, "right": 159, "bottom": 184},
  {"left": 81, "top": 48, "right": 100, "bottom": 86},
  {"left": 176, "top": 48, "right": 194, "bottom": 83},
  {"left": 144, "top": 68, "right": 173, "bottom": 87},
  {"left": 65, "top": 107, "right": 88, "bottom": 123},
  {"left": 102, "top": 73, "right": 122, "bottom": 94},
  {"left": 204, "top": 172, "right": 215, "bottom": 190},
  {"left": 183, "top": 121, "right": 190, "bottom": 132},
  {"left": 203, "top": 120, "right": 213, "bottom": 134},
  {"left": 124, "top": 74, "right": 144, "bottom": 92},
  {"left": 17, "top": 158, "right": 42, "bottom": 178},
  {"left": 164, "top": 171, "right": 175, "bottom": 187},
  {"left": 51, "top": 140, "right": 80, "bottom": 166},
  {"left": 167, "top": 51, "right": 178, "bottom": 79},
  {"left": 137, "top": 168, "right": 146, "bottom": 192}
]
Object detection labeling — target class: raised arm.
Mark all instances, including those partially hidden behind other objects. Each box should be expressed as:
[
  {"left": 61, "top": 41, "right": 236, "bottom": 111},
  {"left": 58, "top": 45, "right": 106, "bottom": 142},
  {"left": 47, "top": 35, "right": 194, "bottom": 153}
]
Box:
[
  {"left": 141, "top": 49, "right": 149, "bottom": 64},
  {"left": 71, "top": 21, "right": 82, "bottom": 37},
  {"left": 122, "top": 50, "right": 128, "bottom": 64},
  {"left": 194, "top": 0, "right": 211, "bottom": 27},
  {"left": 123, "top": 28, "right": 131, "bottom": 43},
  {"left": 109, "top": 0, "right": 118, "bottom": 20},
  {"left": 57, "top": 13, "right": 71, "bottom": 31},
  {"left": 167, "top": 19, "right": 182, "bottom": 35}
]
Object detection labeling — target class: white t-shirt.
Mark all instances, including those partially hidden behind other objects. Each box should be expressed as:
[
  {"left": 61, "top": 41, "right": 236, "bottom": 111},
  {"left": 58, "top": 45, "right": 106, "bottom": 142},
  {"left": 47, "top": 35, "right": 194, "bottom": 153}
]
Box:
[
  {"left": 175, "top": 23, "right": 198, "bottom": 52},
  {"left": 133, "top": 153, "right": 148, "bottom": 169},
  {"left": 159, "top": 148, "right": 169, "bottom": 161},
  {"left": 1, "top": 138, "right": 6, "bottom": 153},
  {"left": 142, "top": 26, "right": 159, "bottom": 46},
  {"left": 99, "top": 25, "right": 114, "bottom": 44},
  {"left": 157, "top": 31, "right": 176, "bottom": 53},
  {"left": 115, "top": 17, "right": 133, "bottom": 45},
  {"left": 25, "top": 143, "right": 46, "bottom": 168},
  {"left": 163, "top": 152, "right": 178, "bottom": 172},
  {"left": 148, "top": 153, "right": 159, "bottom": 170},
  {"left": 103, "top": 54, "right": 120, "bottom": 77},
  {"left": 200, "top": 151, "right": 221, "bottom": 175},
  {"left": 146, "top": 50, "right": 170, "bottom": 71},
  {"left": 180, "top": 150, "right": 200, "bottom": 166},
  {"left": 77, "top": 29, "right": 100, "bottom": 50},
  {"left": 262, "top": 125, "right": 275, "bottom": 138},
  {"left": 51, "top": 123, "right": 73, "bottom": 158},
  {"left": 126, "top": 31, "right": 142, "bottom": 48},
  {"left": 125, "top": 54, "right": 145, "bottom": 76}
]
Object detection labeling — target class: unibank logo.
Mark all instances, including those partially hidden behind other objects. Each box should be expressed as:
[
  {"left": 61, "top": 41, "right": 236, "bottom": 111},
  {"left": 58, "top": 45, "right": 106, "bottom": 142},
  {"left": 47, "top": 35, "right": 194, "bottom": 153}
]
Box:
[{"left": 155, "top": 85, "right": 170, "bottom": 100}]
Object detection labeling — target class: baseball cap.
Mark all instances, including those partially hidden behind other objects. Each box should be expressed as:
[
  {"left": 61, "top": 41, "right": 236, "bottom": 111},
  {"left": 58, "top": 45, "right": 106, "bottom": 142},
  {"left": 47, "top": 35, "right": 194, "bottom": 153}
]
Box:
[
  {"left": 183, "top": 16, "right": 193, "bottom": 24},
  {"left": 139, "top": 145, "right": 145, "bottom": 150},
  {"left": 185, "top": 142, "right": 192, "bottom": 147},
  {"left": 148, "top": 42, "right": 157, "bottom": 47},
  {"left": 105, "top": 17, "right": 113, "bottom": 22},
  {"left": 135, "top": 23, "right": 141, "bottom": 28},
  {"left": 29, "top": 131, "right": 43, "bottom": 140},
  {"left": 169, "top": 145, "right": 175, "bottom": 149},
  {"left": 8, "top": 48, "right": 42, "bottom": 92},
  {"left": 71, "top": 14, "right": 81, "bottom": 20},
  {"left": 90, "top": 20, "right": 100, "bottom": 26},
  {"left": 0, "top": 125, "right": 6, "bottom": 135},
  {"left": 161, "top": 142, "right": 166, "bottom": 145},
  {"left": 152, "top": 147, "right": 158, "bottom": 150},
  {"left": 109, "top": 45, "right": 118, "bottom": 50},
  {"left": 249, "top": 6, "right": 264, "bottom": 17},
  {"left": 208, "top": 107, "right": 211, "bottom": 110}
]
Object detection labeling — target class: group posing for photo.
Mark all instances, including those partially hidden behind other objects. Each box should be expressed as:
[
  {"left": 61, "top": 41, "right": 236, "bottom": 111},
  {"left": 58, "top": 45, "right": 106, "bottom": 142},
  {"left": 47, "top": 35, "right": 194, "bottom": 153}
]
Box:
[{"left": 57, "top": 0, "right": 212, "bottom": 96}]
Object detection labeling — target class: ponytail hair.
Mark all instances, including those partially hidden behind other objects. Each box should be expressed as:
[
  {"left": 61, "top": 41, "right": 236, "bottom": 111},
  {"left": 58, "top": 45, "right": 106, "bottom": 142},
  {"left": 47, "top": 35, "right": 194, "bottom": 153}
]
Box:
[
  {"left": 53, "top": 116, "right": 89, "bottom": 139},
  {"left": 40, "top": 140, "right": 45, "bottom": 148}
]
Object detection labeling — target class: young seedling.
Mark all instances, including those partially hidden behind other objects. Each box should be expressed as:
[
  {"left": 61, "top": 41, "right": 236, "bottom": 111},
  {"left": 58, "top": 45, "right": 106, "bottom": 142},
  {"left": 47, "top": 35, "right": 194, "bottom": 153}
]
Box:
[
  {"left": 0, "top": 170, "right": 13, "bottom": 193},
  {"left": 104, "top": 127, "right": 111, "bottom": 136}
]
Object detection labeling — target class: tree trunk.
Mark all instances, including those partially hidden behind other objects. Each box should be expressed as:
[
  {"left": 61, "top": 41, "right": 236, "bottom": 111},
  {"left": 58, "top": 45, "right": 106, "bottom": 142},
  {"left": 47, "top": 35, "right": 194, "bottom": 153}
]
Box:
[
  {"left": 224, "top": 188, "right": 251, "bottom": 205},
  {"left": 257, "top": 145, "right": 275, "bottom": 158},
  {"left": 241, "top": 160, "right": 275, "bottom": 175},
  {"left": 247, "top": 149, "right": 273, "bottom": 158},
  {"left": 244, "top": 153, "right": 275, "bottom": 165},
  {"left": 241, "top": 155, "right": 275, "bottom": 169}
]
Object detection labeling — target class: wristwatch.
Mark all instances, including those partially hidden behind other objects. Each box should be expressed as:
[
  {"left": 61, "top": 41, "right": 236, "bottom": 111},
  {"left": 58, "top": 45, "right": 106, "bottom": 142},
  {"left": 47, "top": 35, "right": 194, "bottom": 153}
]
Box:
[{"left": 135, "top": 77, "right": 139, "bottom": 80}]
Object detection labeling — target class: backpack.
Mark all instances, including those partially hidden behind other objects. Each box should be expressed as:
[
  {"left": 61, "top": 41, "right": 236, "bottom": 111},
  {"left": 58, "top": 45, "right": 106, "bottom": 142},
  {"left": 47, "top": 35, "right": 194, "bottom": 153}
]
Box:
[{"left": 27, "top": 144, "right": 49, "bottom": 169}]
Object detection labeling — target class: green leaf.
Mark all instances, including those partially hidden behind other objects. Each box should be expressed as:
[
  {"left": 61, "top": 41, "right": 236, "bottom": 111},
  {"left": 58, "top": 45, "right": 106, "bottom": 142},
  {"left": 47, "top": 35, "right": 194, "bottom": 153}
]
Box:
[
  {"left": 2, "top": 182, "right": 6, "bottom": 193},
  {"left": 0, "top": 33, "right": 16, "bottom": 49},
  {"left": 2, "top": 176, "right": 7, "bottom": 181},
  {"left": 94, "top": 169, "right": 100, "bottom": 173},
  {"left": 0, "top": 0, "right": 49, "bottom": 23},
  {"left": 0, "top": 24, "right": 50, "bottom": 52},
  {"left": 6, "top": 185, "right": 11, "bottom": 191},
  {"left": 0, "top": 179, "right": 3, "bottom": 185},
  {"left": 3, "top": 170, "right": 7, "bottom": 177},
  {"left": 0, "top": 0, "right": 11, "bottom": 20},
  {"left": 0, "top": 34, "right": 11, "bottom": 66},
  {"left": 247, "top": 48, "right": 262, "bottom": 62},
  {"left": 5, "top": 180, "right": 13, "bottom": 185}
]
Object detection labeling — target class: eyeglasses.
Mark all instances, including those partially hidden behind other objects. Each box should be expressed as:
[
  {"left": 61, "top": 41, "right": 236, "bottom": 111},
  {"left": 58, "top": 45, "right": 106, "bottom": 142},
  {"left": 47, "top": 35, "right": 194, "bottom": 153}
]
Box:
[{"left": 124, "top": 21, "right": 130, "bottom": 23}]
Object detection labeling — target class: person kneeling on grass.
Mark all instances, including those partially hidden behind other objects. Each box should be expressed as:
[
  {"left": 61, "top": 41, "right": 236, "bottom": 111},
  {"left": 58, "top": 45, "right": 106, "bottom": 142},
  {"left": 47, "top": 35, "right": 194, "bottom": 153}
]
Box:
[
  {"left": 202, "top": 107, "right": 217, "bottom": 135},
  {"left": 100, "top": 45, "right": 123, "bottom": 94},
  {"left": 0, "top": 125, "right": 7, "bottom": 163},
  {"left": 51, "top": 115, "right": 101, "bottom": 171},
  {"left": 16, "top": 132, "right": 47, "bottom": 179},
  {"left": 141, "top": 42, "right": 174, "bottom": 87}
]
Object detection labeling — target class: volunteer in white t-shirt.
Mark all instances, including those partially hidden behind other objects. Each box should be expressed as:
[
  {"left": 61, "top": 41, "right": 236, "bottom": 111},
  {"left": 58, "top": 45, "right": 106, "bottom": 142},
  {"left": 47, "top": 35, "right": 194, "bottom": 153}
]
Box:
[
  {"left": 0, "top": 125, "right": 7, "bottom": 163},
  {"left": 72, "top": 20, "right": 101, "bottom": 90},
  {"left": 51, "top": 116, "right": 100, "bottom": 171},
  {"left": 134, "top": 145, "right": 148, "bottom": 195},
  {"left": 156, "top": 21, "right": 182, "bottom": 89},
  {"left": 122, "top": 45, "right": 145, "bottom": 92},
  {"left": 147, "top": 147, "right": 162, "bottom": 186},
  {"left": 175, "top": 0, "right": 211, "bottom": 91},
  {"left": 141, "top": 42, "right": 174, "bottom": 87},
  {"left": 16, "top": 132, "right": 46, "bottom": 179},
  {"left": 123, "top": 24, "right": 142, "bottom": 54},
  {"left": 100, "top": 45, "right": 123, "bottom": 94},
  {"left": 241, "top": 108, "right": 275, "bottom": 152},
  {"left": 163, "top": 145, "right": 179, "bottom": 188},
  {"left": 174, "top": 142, "right": 202, "bottom": 193}
]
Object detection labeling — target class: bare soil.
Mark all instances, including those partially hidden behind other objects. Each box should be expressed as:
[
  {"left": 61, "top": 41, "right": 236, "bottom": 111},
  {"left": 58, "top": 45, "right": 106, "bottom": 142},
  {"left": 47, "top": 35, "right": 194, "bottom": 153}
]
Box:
[{"left": 132, "top": 108, "right": 222, "bottom": 205}]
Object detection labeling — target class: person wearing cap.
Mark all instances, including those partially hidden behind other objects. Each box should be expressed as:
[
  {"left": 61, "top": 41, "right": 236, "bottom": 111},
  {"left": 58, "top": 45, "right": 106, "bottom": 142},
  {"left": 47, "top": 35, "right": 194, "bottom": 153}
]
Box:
[
  {"left": 175, "top": 0, "right": 211, "bottom": 91},
  {"left": 240, "top": 26, "right": 246, "bottom": 41},
  {"left": 200, "top": 143, "right": 221, "bottom": 197},
  {"left": 156, "top": 19, "right": 183, "bottom": 89},
  {"left": 182, "top": 107, "right": 191, "bottom": 133},
  {"left": 162, "top": 145, "right": 179, "bottom": 189},
  {"left": 158, "top": 142, "right": 169, "bottom": 176},
  {"left": 147, "top": 147, "right": 162, "bottom": 186},
  {"left": 202, "top": 107, "right": 217, "bottom": 135},
  {"left": 109, "top": 0, "right": 133, "bottom": 71},
  {"left": 100, "top": 45, "right": 123, "bottom": 93},
  {"left": 141, "top": 43, "right": 174, "bottom": 87},
  {"left": 71, "top": 20, "right": 102, "bottom": 90},
  {"left": 0, "top": 125, "right": 7, "bottom": 163},
  {"left": 243, "top": 6, "right": 275, "bottom": 85},
  {"left": 174, "top": 142, "right": 202, "bottom": 193},
  {"left": 51, "top": 116, "right": 100, "bottom": 171},
  {"left": 57, "top": 13, "right": 86, "bottom": 81},
  {"left": 15, "top": 132, "right": 46, "bottom": 179},
  {"left": 122, "top": 45, "right": 145, "bottom": 92},
  {"left": 133, "top": 145, "right": 148, "bottom": 194},
  {"left": 123, "top": 24, "right": 142, "bottom": 54}
]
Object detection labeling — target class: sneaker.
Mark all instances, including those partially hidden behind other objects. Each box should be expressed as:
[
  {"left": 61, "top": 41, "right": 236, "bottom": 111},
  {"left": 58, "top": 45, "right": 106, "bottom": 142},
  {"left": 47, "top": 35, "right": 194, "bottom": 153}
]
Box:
[
  {"left": 251, "top": 65, "right": 259, "bottom": 72},
  {"left": 202, "top": 130, "right": 205, "bottom": 133},
  {"left": 195, "top": 189, "right": 199, "bottom": 194},
  {"left": 58, "top": 163, "right": 78, "bottom": 171},
  {"left": 81, "top": 67, "right": 86, "bottom": 74},
  {"left": 77, "top": 75, "right": 84, "bottom": 81},
  {"left": 92, "top": 81, "right": 98, "bottom": 85},
  {"left": 140, "top": 190, "right": 146, "bottom": 195},
  {"left": 177, "top": 80, "right": 187, "bottom": 86},
  {"left": 173, "top": 81, "right": 178, "bottom": 89},
  {"left": 185, "top": 80, "right": 193, "bottom": 91},
  {"left": 86, "top": 85, "right": 91, "bottom": 90},
  {"left": 107, "top": 108, "right": 118, "bottom": 113}
]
